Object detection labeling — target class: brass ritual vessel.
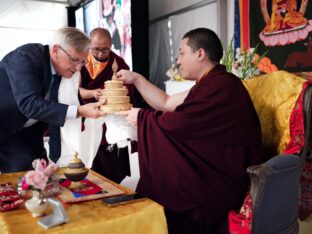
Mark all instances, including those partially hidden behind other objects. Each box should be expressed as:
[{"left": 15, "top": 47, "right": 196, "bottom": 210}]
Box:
[{"left": 64, "top": 152, "right": 89, "bottom": 189}]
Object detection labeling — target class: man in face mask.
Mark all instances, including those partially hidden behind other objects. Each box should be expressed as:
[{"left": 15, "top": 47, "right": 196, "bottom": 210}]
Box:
[{"left": 79, "top": 28, "right": 138, "bottom": 183}]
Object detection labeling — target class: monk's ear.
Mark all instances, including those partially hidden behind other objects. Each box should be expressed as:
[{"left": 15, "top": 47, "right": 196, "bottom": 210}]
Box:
[{"left": 197, "top": 48, "right": 207, "bottom": 61}]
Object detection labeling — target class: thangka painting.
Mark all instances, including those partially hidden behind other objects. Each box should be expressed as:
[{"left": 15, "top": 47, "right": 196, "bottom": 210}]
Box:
[{"left": 236, "top": 0, "right": 312, "bottom": 72}]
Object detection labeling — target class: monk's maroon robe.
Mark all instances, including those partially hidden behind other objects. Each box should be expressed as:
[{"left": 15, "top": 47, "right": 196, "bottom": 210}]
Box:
[
  {"left": 80, "top": 51, "right": 138, "bottom": 183},
  {"left": 136, "top": 65, "right": 263, "bottom": 233}
]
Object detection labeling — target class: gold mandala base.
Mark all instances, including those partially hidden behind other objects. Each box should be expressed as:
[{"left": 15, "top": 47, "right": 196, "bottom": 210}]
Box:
[{"left": 100, "top": 104, "right": 132, "bottom": 113}]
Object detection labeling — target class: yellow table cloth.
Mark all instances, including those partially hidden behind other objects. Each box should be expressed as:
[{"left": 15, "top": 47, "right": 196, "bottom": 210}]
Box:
[{"left": 0, "top": 171, "right": 168, "bottom": 234}]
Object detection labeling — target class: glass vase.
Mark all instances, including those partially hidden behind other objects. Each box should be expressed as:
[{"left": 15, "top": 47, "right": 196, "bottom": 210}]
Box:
[
  {"left": 42, "top": 175, "right": 60, "bottom": 197},
  {"left": 24, "top": 190, "right": 49, "bottom": 217}
]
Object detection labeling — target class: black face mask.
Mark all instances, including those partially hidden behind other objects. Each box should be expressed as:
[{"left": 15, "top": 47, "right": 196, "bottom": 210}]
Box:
[{"left": 94, "top": 56, "right": 109, "bottom": 62}]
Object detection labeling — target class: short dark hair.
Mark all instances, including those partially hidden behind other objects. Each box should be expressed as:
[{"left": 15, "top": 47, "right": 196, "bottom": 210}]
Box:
[{"left": 183, "top": 28, "right": 223, "bottom": 62}]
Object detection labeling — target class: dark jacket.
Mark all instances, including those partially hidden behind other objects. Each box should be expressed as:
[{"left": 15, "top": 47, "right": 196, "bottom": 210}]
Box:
[
  {"left": 0, "top": 43, "right": 67, "bottom": 143},
  {"left": 0, "top": 44, "right": 68, "bottom": 172}
]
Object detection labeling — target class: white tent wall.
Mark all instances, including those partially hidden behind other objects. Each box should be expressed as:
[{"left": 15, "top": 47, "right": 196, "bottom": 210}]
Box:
[
  {"left": 149, "top": 0, "right": 207, "bottom": 21},
  {"left": 0, "top": 0, "right": 68, "bottom": 60},
  {"left": 170, "top": 4, "right": 218, "bottom": 68},
  {"left": 148, "top": 3, "right": 218, "bottom": 90},
  {"left": 149, "top": 0, "right": 234, "bottom": 48},
  {"left": 148, "top": 0, "right": 232, "bottom": 90}
]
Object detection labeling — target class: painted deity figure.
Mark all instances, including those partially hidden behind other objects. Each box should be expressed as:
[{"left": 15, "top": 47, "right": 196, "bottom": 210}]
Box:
[
  {"left": 259, "top": 0, "right": 311, "bottom": 46},
  {"left": 263, "top": 0, "right": 307, "bottom": 33}
]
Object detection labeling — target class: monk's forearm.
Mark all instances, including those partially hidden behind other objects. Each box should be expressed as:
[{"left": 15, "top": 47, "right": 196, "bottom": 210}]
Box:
[
  {"left": 133, "top": 75, "right": 169, "bottom": 111},
  {"left": 117, "top": 70, "right": 187, "bottom": 111},
  {"left": 79, "top": 87, "right": 93, "bottom": 99}
]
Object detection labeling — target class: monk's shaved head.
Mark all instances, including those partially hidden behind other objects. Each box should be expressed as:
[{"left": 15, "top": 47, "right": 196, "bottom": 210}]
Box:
[{"left": 90, "top": 28, "right": 112, "bottom": 44}]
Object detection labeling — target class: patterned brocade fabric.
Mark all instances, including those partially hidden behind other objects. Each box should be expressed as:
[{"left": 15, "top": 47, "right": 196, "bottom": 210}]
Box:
[
  {"left": 228, "top": 192, "right": 253, "bottom": 234},
  {"left": 243, "top": 71, "right": 305, "bottom": 157},
  {"left": 0, "top": 183, "right": 23, "bottom": 212}
]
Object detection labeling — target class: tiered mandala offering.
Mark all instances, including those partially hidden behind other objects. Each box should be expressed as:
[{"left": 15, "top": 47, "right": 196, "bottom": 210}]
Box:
[{"left": 100, "top": 59, "right": 132, "bottom": 113}]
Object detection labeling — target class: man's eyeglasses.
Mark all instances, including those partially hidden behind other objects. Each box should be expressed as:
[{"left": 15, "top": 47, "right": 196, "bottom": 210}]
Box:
[
  {"left": 58, "top": 46, "right": 88, "bottom": 66},
  {"left": 91, "top": 47, "right": 111, "bottom": 54}
]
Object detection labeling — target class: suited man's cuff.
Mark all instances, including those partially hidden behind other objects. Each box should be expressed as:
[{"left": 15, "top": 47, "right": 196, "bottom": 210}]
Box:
[{"left": 66, "top": 105, "right": 78, "bottom": 119}]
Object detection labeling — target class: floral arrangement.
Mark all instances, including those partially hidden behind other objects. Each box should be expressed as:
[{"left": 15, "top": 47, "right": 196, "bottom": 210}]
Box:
[
  {"left": 22, "top": 159, "right": 58, "bottom": 191},
  {"left": 231, "top": 47, "right": 263, "bottom": 79},
  {"left": 221, "top": 37, "right": 272, "bottom": 80},
  {"left": 166, "top": 63, "right": 184, "bottom": 81}
]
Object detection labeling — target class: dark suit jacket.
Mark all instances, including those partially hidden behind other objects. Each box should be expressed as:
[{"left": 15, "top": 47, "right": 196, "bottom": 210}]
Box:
[{"left": 0, "top": 44, "right": 68, "bottom": 171}]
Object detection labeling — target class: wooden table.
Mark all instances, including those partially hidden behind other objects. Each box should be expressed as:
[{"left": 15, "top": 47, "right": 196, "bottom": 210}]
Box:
[{"left": 0, "top": 170, "right": 168, "bottom": 234}]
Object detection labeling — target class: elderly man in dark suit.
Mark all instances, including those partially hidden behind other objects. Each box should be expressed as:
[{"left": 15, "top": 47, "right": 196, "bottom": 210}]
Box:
[{"left": 0, "top": 27, "right": 106, "bottom": 173}]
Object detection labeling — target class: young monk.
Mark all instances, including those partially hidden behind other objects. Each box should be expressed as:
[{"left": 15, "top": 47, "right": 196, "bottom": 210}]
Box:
[{"left": 116, "top": 28, "right": 264, "bottom": 234}]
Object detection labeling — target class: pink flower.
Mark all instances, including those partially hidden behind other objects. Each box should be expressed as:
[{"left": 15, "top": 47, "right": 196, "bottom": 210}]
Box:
[
  {"left": 34, "top": 159, "right": 47, "bottom": 173},
  {"left": 44, "top": 163, "right": 59, "bottom": 178},
  {"left": 21, "top": 179, "right": 30, "bottom": 190},
  {"left": 25, "top": 170, "right": 48, "bottom": 191},
  {"left": 22, "top": 158, "right": 59, "bottom": 191}
]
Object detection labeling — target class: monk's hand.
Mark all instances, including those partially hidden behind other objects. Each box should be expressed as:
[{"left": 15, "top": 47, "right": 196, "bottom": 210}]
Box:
[
  {"left": 115, "top": 108, "right": 140, "bottom": 127},
  {"left": 77, "top": 98, "right": 107, "bottom": 118},
  {"left": 93, "top": 88, "right": 103, "bottom": 100},
  {"left": 116, "top": 69, "right": 141, "bottom": 85}
]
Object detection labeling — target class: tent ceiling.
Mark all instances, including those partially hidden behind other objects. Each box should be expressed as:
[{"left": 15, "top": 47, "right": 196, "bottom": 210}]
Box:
[
  {"left": 30, "top": 0, "right": 68, "bottom": 4},
  {"left": 29, "top": 0, "right": 84, "bottom": 7}
]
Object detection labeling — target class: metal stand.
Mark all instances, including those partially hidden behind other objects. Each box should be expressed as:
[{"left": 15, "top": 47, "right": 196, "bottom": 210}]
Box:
[{"left": 37, "top": 198, "right": 69, "bottom": 229}]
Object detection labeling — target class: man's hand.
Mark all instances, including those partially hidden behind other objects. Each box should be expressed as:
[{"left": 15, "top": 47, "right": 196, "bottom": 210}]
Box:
[
  {"left": 93, "top": 89, "right": 102, "bottom": 100},
  {"left": 115, "top": 108, "right": 140, "bottom": 127},
  {"left": 77, "top": 98, "right": 106, "bottom": 118}
]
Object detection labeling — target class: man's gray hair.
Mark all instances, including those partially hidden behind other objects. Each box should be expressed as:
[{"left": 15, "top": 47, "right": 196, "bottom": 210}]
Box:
[{"left": 51, "top": 27, "right": 90, "bottom": 52}]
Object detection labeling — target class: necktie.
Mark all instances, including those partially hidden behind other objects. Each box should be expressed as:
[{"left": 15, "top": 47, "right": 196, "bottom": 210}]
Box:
[{"left": 49, "top": 75, "right": 62, "bottom": 163}]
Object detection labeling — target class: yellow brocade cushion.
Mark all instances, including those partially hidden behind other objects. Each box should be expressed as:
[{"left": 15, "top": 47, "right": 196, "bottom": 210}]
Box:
[{"left": 243, "top": 71, "right": 305, "bottom": 156}]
